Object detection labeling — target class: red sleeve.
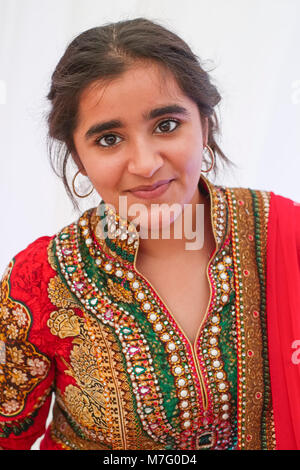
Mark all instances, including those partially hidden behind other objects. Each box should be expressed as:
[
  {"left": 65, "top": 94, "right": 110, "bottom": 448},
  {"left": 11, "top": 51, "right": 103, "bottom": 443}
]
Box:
[
  {"left": 267, "top": 193, "right": 300, "bottom": 449},
  {"left": 294, "top": 200, "right": 300, "bottom": 265},
  {"left": 0, "top": 236, "right": 56, "bottom": 450}
]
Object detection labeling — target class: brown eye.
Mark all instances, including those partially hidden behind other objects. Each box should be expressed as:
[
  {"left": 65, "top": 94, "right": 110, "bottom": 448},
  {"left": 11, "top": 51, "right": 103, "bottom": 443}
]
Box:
[
  {"left": 96, "top": 134, "right": 122, "bottom": 147},
  {"left": 155, "top": 119, "right": 179, "bottom": 133}
]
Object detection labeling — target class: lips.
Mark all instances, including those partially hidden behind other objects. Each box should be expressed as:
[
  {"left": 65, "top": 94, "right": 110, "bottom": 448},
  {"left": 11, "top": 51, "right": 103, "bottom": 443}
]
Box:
[
  {"left": 127, "top": 179, "right": 174, "bottom": 200},
  {"left": 128, "top": 179, "right": 173, "bottom": 192}
]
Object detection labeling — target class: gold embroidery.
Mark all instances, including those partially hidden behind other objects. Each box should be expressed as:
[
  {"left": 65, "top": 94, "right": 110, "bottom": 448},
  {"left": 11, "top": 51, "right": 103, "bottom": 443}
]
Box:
[
  {"left": 51, "top": 400, "right": 113, "bottom": 450},
  {"left": 47, "top": 302, "right": 119, "bottom": 446},
  {"left": 227, "top": 188, "right": 274, "bottom": 449},
  {"left": 47, "top": 238, "right": 57, "bottom": 271},
  {"left": 89, "top": 319, "right": 163, "bottom": 450},
  {"left": 47, "top": 310, "right": 110, "bottom": 435},
  {"left": 47, "top": 275, "right": 81, "bottom": 309},
  {"left": 63, "top": 384, "right": 98, "bottom": 428},
  {"left": 106, "top": 278, "right": 134, "bottom": 303},
  {"left": 47, "top": 309, "right": 82, "bottom": 339},
  {"left": 0, "top": 260, "right": 51, "bottom": 417}
]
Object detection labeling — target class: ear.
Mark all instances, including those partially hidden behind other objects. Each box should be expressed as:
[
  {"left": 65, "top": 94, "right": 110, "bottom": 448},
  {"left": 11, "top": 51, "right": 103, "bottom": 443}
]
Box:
[
  {"left": 71, "top": 151, "right": 88, "bottom": 176},
  {"left": 202, "top": 117, "right": 209, "bottom": 147},
  {"left": 79, "top": 167, "right": 88, "bottom": 177}
]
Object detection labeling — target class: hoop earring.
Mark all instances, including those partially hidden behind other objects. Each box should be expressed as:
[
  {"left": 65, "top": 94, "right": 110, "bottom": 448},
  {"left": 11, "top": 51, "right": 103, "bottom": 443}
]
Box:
[
  {"left": 201, "top": 145, "right": 215, "bottom": 173},
  {"left": 72, "top": 169, "right": 94, "bottom": 198}
]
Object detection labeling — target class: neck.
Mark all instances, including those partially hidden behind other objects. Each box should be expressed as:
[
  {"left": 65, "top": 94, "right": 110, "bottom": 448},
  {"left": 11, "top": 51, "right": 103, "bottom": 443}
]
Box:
[{"left": 136, "top": 187, "right": 212, "bottom": 263}]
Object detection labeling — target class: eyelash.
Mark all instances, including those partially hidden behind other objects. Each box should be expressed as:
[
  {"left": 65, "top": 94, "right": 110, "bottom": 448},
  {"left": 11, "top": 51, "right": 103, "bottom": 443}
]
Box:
[{"left": 94, "top": 118, "right": 181, "bottom": 148}]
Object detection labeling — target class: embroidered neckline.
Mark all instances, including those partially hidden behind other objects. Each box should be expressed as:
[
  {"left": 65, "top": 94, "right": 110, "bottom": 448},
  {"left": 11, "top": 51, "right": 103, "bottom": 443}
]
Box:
[{"left": 88, "top": 175, "right": 230, "bottom": 266}]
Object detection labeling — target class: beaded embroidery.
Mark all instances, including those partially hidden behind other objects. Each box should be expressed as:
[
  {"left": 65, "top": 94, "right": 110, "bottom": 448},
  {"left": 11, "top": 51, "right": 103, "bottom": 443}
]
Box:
[
  {"left": 226, "top": 188, "right": 275, "bottom": 450},
  {"left": 47, "top": 178, "right": 275, "bottom": 450}
]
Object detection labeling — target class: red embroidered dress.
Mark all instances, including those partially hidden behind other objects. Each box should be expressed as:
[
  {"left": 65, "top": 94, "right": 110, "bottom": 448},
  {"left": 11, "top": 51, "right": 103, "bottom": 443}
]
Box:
[{"left": 0, "top": 177, "right": 298, "bottom": 450}]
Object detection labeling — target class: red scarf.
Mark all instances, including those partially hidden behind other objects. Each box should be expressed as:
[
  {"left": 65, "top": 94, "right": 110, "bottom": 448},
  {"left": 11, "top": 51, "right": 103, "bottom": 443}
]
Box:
[{"left": 267, "top": 192, "right": 300, "bottom": 449}]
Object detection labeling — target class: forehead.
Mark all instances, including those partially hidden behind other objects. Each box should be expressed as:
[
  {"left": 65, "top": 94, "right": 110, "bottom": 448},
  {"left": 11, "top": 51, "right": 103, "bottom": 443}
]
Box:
[{"left": 77, "top": 62, "right": 189, "bottom": 120}]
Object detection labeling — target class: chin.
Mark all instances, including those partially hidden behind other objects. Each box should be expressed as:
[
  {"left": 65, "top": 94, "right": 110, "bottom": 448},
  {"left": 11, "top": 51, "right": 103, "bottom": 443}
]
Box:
[{"left": 133, "top": 205, "right": 184, "bottom": 239}]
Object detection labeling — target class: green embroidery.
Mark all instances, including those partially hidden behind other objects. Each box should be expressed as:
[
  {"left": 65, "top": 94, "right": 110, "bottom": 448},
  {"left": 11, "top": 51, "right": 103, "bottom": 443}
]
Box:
[
  {"left": 250, "top": 190, "right": 270, "bottom": 449},
  {"left": 77, "top": 226, "right": 179, "bottom": 431},
  {"left": 219, "top": 291, "right": 237, "bottom": 405},
  {"left": 0, "top": 407, "right": 39, "bottom": 438}
]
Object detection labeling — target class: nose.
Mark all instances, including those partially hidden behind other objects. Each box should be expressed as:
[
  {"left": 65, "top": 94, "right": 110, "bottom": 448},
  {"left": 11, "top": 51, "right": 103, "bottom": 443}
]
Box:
[{"left": 126, "top": 138, "right": 164, "bottom": 177}]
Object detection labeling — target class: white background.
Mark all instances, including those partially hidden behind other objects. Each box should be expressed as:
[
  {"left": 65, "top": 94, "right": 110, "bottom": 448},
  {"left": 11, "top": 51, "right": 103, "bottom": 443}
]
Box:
[
  {"left": 1, "top": 0, "right": 300, "bottom": 274},
  {"left": 0, "top": 0, "right": 299, "bottom": 449}
]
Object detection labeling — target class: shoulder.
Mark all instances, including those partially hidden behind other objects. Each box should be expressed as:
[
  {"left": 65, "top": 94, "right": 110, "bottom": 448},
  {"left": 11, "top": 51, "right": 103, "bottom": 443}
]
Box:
[
  {"left": 223, "top": 185, "right": 300, "bottom": 252},
  {"left": 2, "top": 235, "right": 55, "bottom": 281},
  {"left": 1, "top": 235, "right": 57, "bottom": 306},
  {"left": 223, "top": 184, "right": 300, "bottom": 223},
  {"left": 217, "top": 184, "right": 271, "bottom": 225},
  {"left": 1, "top": 207, "right": 95, "bottom": 289},
  {"left": 222, "top": 184, "right": 271, "bottom": 201},
  {"left": 2, "top": 209, "right": 89, "bottom": 282},
  {"left": 12, "top": 235, "right": 55, "bottom": 265},
  {"left": 266, "top": 190, "right": 300, "bottom": 250},
  {"left": 0, "top": 214, "right": 86, "bottom": 331},
  {"left": 1, "top": 208, "right": 95, "bottom": 288}
]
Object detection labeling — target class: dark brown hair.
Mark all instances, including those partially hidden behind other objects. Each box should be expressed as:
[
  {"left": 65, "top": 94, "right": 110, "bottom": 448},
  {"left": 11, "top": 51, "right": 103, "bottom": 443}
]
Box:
[{"left": 46, "top": 17, "right": 231, "bottom": 212}]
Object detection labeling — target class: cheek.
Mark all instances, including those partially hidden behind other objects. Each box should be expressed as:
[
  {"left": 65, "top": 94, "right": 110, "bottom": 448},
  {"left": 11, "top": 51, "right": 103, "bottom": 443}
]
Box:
[
  {"left": 82, "top": 155, "right": 122, "bottom": 189},
  {"left": 91, "top": 171, "right": 120, "bottom": 194},
  {"left": 172, "top": 137, "right": 203, "bottom": 174}
]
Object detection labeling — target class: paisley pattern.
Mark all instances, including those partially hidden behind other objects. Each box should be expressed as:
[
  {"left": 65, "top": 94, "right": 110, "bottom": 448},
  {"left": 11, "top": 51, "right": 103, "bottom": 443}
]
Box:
[{"left": 0, "top": 261, "right": 51, "bottom": 418}]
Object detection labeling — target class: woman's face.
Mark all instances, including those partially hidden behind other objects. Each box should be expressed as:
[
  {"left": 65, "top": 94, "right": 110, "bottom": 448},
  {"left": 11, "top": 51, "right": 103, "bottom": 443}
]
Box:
[{"left": 72, "top": 61, "right": 208, "bottom": 232}]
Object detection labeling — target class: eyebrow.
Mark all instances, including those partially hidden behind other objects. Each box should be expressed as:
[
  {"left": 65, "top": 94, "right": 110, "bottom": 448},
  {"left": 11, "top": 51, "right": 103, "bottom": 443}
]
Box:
[{"left": 84, "top": 104, "right": 191, "bottom": 140}]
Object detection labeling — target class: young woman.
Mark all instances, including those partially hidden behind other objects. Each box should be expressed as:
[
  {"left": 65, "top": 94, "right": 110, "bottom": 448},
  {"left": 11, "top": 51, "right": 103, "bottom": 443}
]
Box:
[{"left": 1, "top": 18, "right": 300, "bottom": 451}]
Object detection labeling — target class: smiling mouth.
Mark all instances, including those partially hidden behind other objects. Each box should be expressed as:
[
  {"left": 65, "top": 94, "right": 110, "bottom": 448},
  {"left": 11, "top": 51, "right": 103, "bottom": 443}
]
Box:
[
  {"left": 127, "top": 179, "right": 174, "bottom": 199},
  {"left": 128, "top": 179, "right": 174, "bottom": 193}
]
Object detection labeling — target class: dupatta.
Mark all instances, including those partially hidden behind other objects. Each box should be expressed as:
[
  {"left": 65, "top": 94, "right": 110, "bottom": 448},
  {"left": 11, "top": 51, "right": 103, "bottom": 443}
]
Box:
[{"left": 267, "top": 192, "right": 300, "bottom": 449}]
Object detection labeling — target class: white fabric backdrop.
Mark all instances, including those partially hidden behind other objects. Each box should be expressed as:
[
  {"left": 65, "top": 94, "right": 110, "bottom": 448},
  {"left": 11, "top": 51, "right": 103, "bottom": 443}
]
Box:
[{"left": 0, "top": 0, "right": 299, "bottom": 448}]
